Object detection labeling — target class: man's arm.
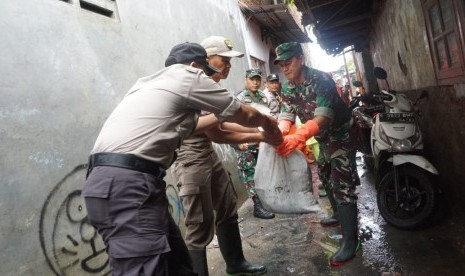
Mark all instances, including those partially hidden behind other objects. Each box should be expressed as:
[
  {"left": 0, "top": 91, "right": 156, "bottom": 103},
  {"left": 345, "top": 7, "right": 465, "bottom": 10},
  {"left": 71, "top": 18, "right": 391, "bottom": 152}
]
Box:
[
  {"left": 204, "top": 124, "right": 264, "bottom": 144},
  {"left": 276, "top": 115, "right": 329, "bottom": 156},
  {"left": 193, "top": 113, "right": 218, "bottom": 135},
  {"left": 224, "top": 104, "right": 283, "bottom": 146},
  {"left": 312, "top": 115, "right": 329, "bottom": 129},
  {"left": 220, "top": 122, "right": 260, "bottom": 133}
]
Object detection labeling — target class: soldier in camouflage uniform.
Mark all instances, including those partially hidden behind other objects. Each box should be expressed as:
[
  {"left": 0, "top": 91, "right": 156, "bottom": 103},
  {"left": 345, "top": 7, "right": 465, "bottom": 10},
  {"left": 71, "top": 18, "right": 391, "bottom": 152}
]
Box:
[
  {"left": 234, "top": 69, "right": 275, "bottom": 219},
  {"left": 274, "top": 42, "right": 360, "bottom": 266}
]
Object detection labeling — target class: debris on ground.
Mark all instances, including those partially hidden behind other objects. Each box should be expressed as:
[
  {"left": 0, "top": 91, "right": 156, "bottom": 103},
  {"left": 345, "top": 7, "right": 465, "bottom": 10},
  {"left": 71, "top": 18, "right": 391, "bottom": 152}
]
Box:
[
  {"left": 312, "top": 239, "right": 337, "bottom": 253},
  {"left": 328, "top": 234, "right": 343, "bottom": 240}
]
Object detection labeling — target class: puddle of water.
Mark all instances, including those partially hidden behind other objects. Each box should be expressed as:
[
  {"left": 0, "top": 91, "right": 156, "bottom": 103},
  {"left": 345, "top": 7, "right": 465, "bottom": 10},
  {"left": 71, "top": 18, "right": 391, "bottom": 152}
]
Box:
[{"left": 357, "top": 162, "right": 399, "bottom": 271}]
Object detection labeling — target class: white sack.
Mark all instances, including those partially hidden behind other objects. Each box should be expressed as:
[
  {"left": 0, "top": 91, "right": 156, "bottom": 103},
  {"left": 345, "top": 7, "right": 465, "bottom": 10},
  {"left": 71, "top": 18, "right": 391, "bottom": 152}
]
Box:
[{"left": 254, "top": 143, "right": 320, "bottom": 214}]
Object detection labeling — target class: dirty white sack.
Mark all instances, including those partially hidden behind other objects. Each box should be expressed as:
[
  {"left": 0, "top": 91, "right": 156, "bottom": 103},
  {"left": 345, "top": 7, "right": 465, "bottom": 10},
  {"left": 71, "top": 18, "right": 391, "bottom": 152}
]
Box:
[{"left": 254, "top": 143, "right": 320, "bottom": 214}]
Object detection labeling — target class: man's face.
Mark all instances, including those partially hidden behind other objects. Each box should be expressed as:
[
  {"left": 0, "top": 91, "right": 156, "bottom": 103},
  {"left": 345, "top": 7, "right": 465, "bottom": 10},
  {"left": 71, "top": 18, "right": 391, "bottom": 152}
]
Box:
[
  {"left": 245, "top": 76, "right": 262, "bottom": 93},
  {"left": 207, "top": 55, "right": 232, "bottom": 82},
  {"left": 278, "top": 56, "right": 303, "bottom": 83},
  {"left": 266, "top": 80, "right": 280, "bottom": 94}
]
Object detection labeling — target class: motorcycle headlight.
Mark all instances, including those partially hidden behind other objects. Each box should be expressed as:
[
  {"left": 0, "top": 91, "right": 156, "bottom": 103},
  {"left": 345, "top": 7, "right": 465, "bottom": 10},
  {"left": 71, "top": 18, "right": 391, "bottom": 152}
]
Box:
[
  {"left": 391, "top": 139, "right": 412, "bottom": 151},
  {"left": 379, "top": 124, "right": 421, "bottom": 152}
]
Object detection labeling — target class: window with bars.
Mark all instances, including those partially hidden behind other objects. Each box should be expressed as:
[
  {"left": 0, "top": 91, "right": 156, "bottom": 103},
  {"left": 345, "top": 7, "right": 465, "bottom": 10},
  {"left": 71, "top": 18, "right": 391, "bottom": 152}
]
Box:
[
  {"left": 79, "top": 0, "right": 118, "bottom": 19},
  {"left": 58, "top": 0, "right": 118, "bottom": 19},
  {"left": 422, "top": 0, "right": 465, "bottom": 84}
]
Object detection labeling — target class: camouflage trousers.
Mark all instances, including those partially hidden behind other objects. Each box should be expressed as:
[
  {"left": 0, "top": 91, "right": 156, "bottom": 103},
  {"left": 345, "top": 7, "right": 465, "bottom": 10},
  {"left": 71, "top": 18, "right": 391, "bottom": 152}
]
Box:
[
  {"left": 235, "top": 146, "right": 259, "bottom": 198},
  {"left": 317, "top": 122, "right": 360, "bottom": 204}
]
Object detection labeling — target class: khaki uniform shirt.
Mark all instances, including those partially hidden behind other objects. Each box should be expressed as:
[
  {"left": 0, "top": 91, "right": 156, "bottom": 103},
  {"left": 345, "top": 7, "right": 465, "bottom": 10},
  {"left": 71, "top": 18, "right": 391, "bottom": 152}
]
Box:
[
  {"left": 263, "top": 88, "right": 281, "bottom": 119},
  {"left": 91, "top": 64, "right": 241, "bottom": 169}
]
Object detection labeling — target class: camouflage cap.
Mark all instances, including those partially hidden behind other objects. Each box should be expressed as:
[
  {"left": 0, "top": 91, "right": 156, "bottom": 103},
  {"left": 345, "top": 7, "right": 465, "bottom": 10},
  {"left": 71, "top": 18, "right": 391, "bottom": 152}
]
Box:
[
  {"left": 273, "top": 42, "right": 303, "bottom": 64},
  {"left": 246, "top": 69, "right": 262, "bottom": 78}
]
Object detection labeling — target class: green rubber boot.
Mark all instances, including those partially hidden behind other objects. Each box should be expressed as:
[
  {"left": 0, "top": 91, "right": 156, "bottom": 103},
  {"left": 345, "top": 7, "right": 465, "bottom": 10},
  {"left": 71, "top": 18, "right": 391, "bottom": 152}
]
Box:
[{"left": 329, "top": 203, "right": 359, "bottom": 266}]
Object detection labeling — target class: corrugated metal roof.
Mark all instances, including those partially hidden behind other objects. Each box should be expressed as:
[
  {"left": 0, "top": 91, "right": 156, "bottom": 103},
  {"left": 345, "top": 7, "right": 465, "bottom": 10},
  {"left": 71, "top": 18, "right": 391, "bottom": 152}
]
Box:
[
  {"left": 239, "top": 2, "right": 311, "bottom": 45},
  {"left": 295, "top": 0, "right": 381, "bottom": 55}
]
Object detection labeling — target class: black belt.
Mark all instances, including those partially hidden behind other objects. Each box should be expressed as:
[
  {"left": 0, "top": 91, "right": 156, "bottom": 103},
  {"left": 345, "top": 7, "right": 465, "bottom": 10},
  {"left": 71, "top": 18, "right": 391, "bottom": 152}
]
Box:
[{"left": 87, "top": 152, "right": 166, "bottom": 179}]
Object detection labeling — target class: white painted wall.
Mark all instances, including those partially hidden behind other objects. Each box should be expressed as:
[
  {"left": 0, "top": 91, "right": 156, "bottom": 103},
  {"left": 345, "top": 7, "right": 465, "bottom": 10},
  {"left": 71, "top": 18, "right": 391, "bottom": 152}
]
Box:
[{"left": 0, "top": 0, "right": 251, "bottom": 274}]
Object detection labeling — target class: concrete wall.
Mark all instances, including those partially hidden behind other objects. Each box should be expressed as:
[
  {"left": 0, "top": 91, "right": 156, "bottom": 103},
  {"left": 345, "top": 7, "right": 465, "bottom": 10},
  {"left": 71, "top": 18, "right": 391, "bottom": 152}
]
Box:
[
  {"left": 0, "top": 0, "right": 253, "bottom": 274},
  {"left": 368, "top": 0, "right": 465, "bottom": 217},
  {"left": 370, "top": 0, "right": 436, "bottom": 90}
]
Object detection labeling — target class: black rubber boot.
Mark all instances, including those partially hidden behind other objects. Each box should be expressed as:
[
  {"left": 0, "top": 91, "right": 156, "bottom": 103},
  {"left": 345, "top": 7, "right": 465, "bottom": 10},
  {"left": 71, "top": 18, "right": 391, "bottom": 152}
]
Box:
[
  {"left": 252, "top": 195, "right": 275, "bottom": 219},
  {"left": 320, "top": 188, "right": 339, "bottom": 227},
  {"left": 189, "top": 249, "right": 209, "bottom": 276},
  {"left": 217, "top": 222, "right": 267, "bottom": 275},
  {"left": 329, "top": 203, "right": 359, "bottom": 266}
]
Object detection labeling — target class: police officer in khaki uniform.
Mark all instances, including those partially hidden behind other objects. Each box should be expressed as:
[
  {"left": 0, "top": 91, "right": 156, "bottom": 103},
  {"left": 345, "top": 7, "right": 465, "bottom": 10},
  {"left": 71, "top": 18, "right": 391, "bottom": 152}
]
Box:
[
  {"left": 234, "top": 69, "right": 275, "bottom": 219},
  {"left": 83, "top": 42, "right": 282, "bottom": 276},
  {"left": 263, "top": 73, "right": 282, "bottom": 119},
  {"left": 174, "top": 36, "right": 269, "bottom": 276}
]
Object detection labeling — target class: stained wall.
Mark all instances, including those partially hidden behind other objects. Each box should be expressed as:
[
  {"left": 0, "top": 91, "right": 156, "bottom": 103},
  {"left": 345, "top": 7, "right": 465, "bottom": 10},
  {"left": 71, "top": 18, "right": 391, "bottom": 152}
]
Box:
[
  {"left": 0, "top": 0, "right": 251, "bottom": 274},
  {"left": 368, "top": 0, "right": 465, "bottom": 218}
]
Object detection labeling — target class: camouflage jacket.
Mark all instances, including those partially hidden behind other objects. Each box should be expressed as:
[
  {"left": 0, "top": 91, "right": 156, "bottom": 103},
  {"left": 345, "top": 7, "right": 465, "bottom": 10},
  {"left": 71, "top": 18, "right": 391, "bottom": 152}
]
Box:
[
  {"left": 236, "top": 89, "right": 269, "bottom": 106},
  {"left": 278, "top": 66, "right": 351, "bottom": 139}
]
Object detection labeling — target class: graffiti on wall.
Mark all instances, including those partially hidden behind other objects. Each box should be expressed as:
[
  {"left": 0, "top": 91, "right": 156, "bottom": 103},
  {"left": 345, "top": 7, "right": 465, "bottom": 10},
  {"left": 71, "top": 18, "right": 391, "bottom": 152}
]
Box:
[{"left": 39, "top": 164, "right": 184, "bottom": 275}]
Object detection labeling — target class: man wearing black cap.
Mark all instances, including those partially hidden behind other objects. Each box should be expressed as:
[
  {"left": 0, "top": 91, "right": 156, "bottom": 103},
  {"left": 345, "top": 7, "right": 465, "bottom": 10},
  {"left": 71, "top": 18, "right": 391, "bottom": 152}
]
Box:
[
  {"left": 82, "top": 42, "right": 282, "bottom": 275},
  {"left": 263, "top": 73, "right": 282, "bottom": 119}
]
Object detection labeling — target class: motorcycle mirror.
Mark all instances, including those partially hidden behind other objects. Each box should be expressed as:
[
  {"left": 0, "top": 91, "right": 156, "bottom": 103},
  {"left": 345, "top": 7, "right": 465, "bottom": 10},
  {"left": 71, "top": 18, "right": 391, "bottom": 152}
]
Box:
[
  {"left": 413, "top": 90, "right": 429, "bottom": 106},
  {"left": 352, "top": 80, "right": 363, "bottom": 87},
  {"left": 373, "top": 67, "right": 387, "bottom": 80}
]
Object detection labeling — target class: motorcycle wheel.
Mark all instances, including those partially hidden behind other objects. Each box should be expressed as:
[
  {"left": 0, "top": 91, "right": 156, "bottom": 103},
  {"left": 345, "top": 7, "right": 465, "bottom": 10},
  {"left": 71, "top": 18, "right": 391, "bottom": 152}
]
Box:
[{"left": 377, "top": 165, "right": 436, "bottom": 230}]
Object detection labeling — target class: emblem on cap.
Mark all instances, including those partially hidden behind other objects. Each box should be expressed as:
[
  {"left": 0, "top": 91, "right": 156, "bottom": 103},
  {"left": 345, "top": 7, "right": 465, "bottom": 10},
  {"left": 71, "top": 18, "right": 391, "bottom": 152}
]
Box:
[{"left": 224, "top": 39, "right": 233, "bottom": 50}]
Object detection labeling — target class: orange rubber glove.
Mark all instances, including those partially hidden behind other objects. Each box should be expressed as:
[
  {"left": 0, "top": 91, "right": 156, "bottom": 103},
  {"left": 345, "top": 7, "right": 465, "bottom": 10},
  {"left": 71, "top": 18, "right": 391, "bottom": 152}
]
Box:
[
  {"left": 276, "top": 120, "right": 320, "bottom": 157},
  {"left": 278, "top": 120, "right": 292, "bottom": 135}
]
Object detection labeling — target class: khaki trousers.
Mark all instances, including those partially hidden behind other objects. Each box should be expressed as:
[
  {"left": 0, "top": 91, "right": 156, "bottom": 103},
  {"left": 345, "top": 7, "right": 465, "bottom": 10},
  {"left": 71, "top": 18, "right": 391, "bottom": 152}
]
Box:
[{"left": 175, "top": 151, "right": 239, "bottom": 249}]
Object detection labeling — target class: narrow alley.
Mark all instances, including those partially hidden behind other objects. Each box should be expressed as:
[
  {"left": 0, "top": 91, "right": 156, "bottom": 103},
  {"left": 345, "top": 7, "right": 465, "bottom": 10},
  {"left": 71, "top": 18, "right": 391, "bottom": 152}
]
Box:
[{"left": 207, "top": 157, "right": 465, "bottom": 275}]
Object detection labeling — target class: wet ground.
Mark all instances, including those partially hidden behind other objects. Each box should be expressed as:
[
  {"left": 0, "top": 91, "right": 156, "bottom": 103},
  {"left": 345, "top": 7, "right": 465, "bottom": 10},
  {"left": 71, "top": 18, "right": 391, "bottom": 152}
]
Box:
[{"left": 207, "top": 157, "right": 465, "bottom": 275}]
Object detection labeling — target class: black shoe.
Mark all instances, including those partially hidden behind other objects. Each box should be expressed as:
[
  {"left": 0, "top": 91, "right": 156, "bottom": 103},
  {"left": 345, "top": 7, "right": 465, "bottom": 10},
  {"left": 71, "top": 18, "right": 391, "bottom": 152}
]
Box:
[
  {"left": 217, "top": 222, "right": 267, "bottom": 275},
  {"left": 329, "top": 203, "right": 359, "bottom": 266},
  {"left": 252, "top": 195, "right": 275, "bottom": 219}
]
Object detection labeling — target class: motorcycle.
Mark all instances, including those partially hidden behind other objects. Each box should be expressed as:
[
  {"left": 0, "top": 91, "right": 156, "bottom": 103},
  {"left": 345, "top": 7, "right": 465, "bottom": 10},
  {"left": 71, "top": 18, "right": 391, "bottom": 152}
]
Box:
[
  {"left": 350, "top": 81, "right": 385, "bottom": 170},
  {"left": 370, "top": 67, "right": 439, "bottom": 230}
]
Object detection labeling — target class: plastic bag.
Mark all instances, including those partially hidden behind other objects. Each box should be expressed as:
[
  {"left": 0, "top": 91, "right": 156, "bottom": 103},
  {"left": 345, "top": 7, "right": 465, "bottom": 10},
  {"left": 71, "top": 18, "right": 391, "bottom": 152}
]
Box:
[{"left": 254, "top": 143, "right": 320, "bottom": 214}]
